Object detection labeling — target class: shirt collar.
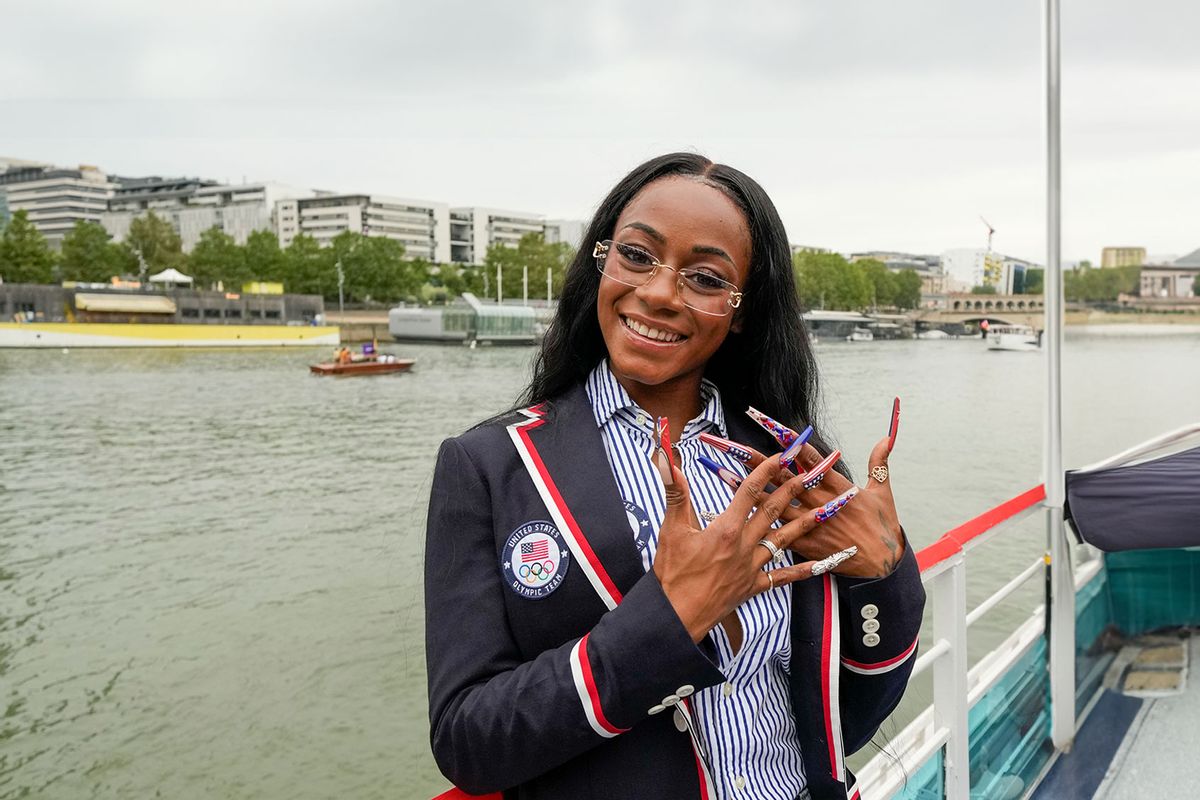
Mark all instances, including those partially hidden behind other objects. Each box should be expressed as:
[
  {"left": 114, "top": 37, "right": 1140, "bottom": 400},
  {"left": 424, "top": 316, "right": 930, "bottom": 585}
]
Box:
[{"left": 584, "top": 359, "right": 727, "bottom": 438}]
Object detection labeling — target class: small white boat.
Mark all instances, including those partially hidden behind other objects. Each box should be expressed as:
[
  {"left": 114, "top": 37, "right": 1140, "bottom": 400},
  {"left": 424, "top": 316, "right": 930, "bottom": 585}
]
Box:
[
  {"left": 845, "top": 327, "right": 874, "bottom": 342},
  {"left": 987, "top": 324, "right": 1040, "bottom": 352},
  {"left": 917, "top": 329, "right": 951, "bottom": 340}
]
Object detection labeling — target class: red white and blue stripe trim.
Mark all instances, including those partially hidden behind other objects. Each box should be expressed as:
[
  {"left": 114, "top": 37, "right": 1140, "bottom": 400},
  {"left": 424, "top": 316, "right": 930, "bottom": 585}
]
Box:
[
  {"left": 507, "top": 405, "right": 624, "bottom": 611},
  {"left": 569, "top": 635, "right": 628, "bottom": 738},
  {"left": 822, "top": 574, "right": 847, "bottom": 783},
  {"left": 842, "top": 636, "right": 920, "bottom": 675}
]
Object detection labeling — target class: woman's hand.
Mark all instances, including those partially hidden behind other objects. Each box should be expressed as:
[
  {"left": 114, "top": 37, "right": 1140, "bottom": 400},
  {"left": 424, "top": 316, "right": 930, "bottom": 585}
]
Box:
[
  {"left": 650, "top": 450, "right": 853, "bottom": 643},
  {"left": 731, "top": 418, "right": 905, "bottom": 580}
]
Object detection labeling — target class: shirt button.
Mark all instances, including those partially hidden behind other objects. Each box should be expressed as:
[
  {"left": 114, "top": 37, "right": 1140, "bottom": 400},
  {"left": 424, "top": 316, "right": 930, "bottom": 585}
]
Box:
[
  {"left": 863, "top": 632, "right": 881, "bottom": 647},
  {"left": 648, "top": 704, "right": 666, "bottom": 715},
  {"left": 673, "top": 708, "right": 687, "bottom": 732},
  {"left": 676, "top": 684, "right": 695, "bottom": 698},
  {"left": 862, "top": 618, "right": 880, "bottom": 633},
  {"left": 722, "top": 682, "right": 734, "bottom": 697},
  {"left": 734, "top": 775, "right": 746, "bottom": 790},
  {"left": 662, "top": 694, "right": 680, "bottom": 706},
  {"left": 861, "top": 603, "right": 879, "bottom": 620}
]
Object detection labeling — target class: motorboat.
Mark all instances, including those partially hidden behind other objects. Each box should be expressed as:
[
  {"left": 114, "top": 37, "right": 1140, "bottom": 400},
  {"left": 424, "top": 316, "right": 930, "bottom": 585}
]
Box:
[
  {"left": 987, "top": 324, "right": 1040, "bottom": 352},
  {"left": 845, "top": 327, "right": 874, "bottom": 342},
  {"left": 310, "top": 353, "right": 414, "bottom": 376}
]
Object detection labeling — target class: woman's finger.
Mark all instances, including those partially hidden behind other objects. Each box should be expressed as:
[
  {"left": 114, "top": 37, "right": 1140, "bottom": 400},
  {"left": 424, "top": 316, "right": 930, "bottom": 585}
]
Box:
[
  {"left": 724, "top": 455, "right": 783, "bottom": 524},
  {"left": 653, "top": 445, "right": 699, "bottom": 531},
  {"left": 862, "top": 435, "right": 894, "bottom": 495},
  {"left": 753, "top": 544, "right": 860, "bottom": 594}
]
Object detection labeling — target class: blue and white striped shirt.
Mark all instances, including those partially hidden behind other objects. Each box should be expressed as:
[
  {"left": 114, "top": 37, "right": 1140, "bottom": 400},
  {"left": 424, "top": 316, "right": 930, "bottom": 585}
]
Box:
[{"left": 585, "top": 361, "right": 806, "bottom": 800}]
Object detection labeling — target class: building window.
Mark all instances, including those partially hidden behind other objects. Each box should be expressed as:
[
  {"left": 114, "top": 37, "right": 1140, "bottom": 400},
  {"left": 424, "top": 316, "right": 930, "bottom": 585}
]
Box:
[
  {"left": 204, "top": 308, "right": 222, "bottom": 318},
  {"left": 264, "top": 309, "right": 281, "bottom": 319},
  {"left": 182, "top": 307, "right": 200, "bottom": 318}
]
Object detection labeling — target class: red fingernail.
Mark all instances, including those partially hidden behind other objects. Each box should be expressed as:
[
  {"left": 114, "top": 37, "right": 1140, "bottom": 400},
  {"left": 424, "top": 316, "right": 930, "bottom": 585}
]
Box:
[
  {"left": 799, "top": 450, "right": 841, "bottom": 490},
  {"left": 656, "top": 416, "right": 675, "bottom": 470},
  {"left": 887, "top": 397, "right": 900, "bottom": 453},
  {"left": 699, "top": 432, "right": 753, "bottom": 462}
]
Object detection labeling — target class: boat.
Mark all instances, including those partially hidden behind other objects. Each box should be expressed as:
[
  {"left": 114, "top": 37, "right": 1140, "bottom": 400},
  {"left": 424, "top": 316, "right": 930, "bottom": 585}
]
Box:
[
  {"left": 309, "top": 354, "right": 414, "bottom": 376},
  {"left": 845, "top": 327, "right": 874, "bottom": 342},
  {"left": 389, "top": 293, "right": 546, "bottom": 346},
  {"left": 987, "top": 323, "right": 1041, "bottom": 351},
  {"left": 0, "top": 282, "right": 339, "bottom": 348},
  {"left": 916, "top": 329, "right": 952, "bottom": 340}
]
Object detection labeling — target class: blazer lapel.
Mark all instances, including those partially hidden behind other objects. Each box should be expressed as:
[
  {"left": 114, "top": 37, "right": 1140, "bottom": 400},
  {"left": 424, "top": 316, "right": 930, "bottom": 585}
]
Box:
[{"left": 508, "top": 383, "right": 646, "bottom": 610}]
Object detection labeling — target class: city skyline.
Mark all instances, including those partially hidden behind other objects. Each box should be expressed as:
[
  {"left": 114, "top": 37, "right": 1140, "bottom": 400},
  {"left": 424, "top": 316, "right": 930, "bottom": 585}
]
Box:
[{"left": 3, "top": 1, "right": 1198, "bottom": 264}]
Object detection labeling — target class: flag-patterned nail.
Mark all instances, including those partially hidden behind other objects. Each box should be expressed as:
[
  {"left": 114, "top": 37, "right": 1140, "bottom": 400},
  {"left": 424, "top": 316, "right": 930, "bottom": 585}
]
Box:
[
  {"left": 746, "top": 407, "right": 803, "bottom": 448},
  {"left": 698, "top": 432, "right": 753, "bottom": 462},
  {"left": 799, "top": 450, "right": 841, "bottom": 490},
  {"left": 656, "top": 416, "right": 675, "bottom": 470},
  {"left": 697, "top": 455, "right": 743, "bottom": 490},
  {"left": 815, "top": 488, "right": 857, "bottom": 523}
]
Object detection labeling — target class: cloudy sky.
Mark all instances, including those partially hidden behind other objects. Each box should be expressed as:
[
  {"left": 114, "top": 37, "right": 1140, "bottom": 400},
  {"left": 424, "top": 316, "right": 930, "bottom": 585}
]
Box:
[{"left": 2, "top": 0, "right": 1197, "bottom": 264}]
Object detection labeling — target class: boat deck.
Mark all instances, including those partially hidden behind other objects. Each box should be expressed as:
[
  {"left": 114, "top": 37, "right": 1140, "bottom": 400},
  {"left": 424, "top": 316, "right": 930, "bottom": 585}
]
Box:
[{"left": 1033, "top": 633, "right": 1198, "bottom": 799}]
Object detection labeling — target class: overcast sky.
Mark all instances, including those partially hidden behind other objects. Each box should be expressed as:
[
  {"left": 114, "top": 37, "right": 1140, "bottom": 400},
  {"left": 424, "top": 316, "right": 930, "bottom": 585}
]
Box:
[{"left": 2, "top": 0, "right": 1197, "bottom": 264}]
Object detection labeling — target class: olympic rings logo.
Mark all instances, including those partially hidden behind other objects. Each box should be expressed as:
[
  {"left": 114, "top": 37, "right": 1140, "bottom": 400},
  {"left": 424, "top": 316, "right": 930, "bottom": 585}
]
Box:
[{"left": 518, "top": 560, "right": 556, "bottom": 581}]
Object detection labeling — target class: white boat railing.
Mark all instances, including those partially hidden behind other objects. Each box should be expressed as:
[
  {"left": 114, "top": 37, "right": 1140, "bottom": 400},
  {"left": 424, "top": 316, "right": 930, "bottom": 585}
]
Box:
[{"left": 856, "top": 484, "right": 1099, "bottom": 800}]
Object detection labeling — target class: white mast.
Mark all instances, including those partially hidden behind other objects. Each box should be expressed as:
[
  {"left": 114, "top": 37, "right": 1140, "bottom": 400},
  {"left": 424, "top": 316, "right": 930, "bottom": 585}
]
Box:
[{"left": 1044, "top": 0, "right": 1075, "bottom": 750}]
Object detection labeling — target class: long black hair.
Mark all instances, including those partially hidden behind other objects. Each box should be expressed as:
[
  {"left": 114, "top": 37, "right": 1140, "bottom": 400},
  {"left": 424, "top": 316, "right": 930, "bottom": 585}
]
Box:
[{"left": 519, "top": 152, "right": 841, "bottom": 468}]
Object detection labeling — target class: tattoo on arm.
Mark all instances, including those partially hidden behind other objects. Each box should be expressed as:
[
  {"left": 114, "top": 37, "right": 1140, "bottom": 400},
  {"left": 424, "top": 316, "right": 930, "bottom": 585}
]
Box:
[{"left": 878, "top": 510, "right": 899, "bottom": 576}]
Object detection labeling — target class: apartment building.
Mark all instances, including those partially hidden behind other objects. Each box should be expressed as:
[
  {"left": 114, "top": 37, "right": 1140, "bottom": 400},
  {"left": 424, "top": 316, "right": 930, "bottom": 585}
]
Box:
[
  {"left": 103, "top": 181, "right": 313, "bottom": 252},
  {"left": 449, "top": 207, "right": 545, "bottom": 265},
  {"left": 0, "top": 161, "right": 116, "bottom": 248},
  {"left": 276, "top": 194, "right": 449, "bottom": 262},
  {"left": 1101, "top": 246, "right": 1146, "bottom": 268}
]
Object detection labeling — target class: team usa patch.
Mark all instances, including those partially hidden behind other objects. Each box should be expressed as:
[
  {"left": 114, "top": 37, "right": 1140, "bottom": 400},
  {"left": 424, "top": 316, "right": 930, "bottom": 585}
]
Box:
[
  {"left": 623, "top": 500, "right": 653, "bottom": 554},
  {"left": 501, "top": 520, "right": 570, "bottom": 599}
]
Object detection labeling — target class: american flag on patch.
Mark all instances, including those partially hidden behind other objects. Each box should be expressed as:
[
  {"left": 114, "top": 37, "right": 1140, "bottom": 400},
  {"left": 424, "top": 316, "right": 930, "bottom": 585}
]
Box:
[{"left": 521, "top": 539, "right": 550, "bottom": 563}]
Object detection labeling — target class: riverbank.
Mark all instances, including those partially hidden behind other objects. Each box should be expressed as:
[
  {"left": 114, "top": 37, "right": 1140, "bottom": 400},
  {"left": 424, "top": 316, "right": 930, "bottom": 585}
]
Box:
[{"left": 325, "top": 308, "right": 1200, "bottom": 344}]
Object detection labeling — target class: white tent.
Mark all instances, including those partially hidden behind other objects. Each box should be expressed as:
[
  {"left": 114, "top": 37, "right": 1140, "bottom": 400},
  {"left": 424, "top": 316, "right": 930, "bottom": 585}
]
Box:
[{"left": 147, "top": 268, "right": 194, "bottom": 286}]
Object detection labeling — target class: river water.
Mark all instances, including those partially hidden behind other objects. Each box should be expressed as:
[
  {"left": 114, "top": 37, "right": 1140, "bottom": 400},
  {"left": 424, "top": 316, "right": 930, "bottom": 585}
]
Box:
[{"left": 2, "top": 327, "right": 1197, "bottom": 799}]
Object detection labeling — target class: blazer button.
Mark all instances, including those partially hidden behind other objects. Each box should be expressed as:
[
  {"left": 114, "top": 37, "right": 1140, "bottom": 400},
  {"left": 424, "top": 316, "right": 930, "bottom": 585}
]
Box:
[
  {"left": 673, "top": 708, "right": 688, "bottom": 732},
  {"left": 662, "top": 694, "right": 680, "bottom": 706},
  {"left": 862, "top": 618, "right": 880, "bottom": 633},
  {"left": 863, "top": 632, "right": 881, "bottom": 647},
  {"left": 676, "top": 684, "right": 695, "bottom": 698},
  {"left": 861, "top": 603, "right": 879, "bottom": 620},
  {"left": 648, "top": 704, "right": 666, "bottom": 715}
]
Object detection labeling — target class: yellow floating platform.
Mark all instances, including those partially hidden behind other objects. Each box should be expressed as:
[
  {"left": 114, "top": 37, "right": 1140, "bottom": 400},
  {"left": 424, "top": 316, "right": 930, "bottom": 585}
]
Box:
[{"left": 0, "top": 323, "right": 341, "bottom": 348}]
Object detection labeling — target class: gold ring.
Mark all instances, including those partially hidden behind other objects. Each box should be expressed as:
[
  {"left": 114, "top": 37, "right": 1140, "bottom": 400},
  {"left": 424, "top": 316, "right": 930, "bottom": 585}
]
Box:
[
  {"left": 871, "top": 465, "right": 889, "bottom": 483},
  {"left": 767, "top": 571, "right": 775, "bottom": 590}
]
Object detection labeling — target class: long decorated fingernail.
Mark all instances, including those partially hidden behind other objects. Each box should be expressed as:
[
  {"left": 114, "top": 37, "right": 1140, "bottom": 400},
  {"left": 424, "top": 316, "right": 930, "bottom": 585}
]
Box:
[
  {"left": 799, "top": 449, "right": 841, "bottom": 491},
  {"left": 887, "top": 397, "right": 901, "bottom": 454},
  {"left": 779, "top": 435, "right": 807, "bottom": 472},
  {"left": 814, "top": 487, "right": 858, "bottom": 523},
  {"left": 698, "top": 432, "right": 753, "bottom": 462},
  {"left": 811, "top": 545, "right": 858, "bottom": 576},
  {"left": 746, "top": 407, "right": 812, "bottom": 450},
  {"left": 656, "top": 416, "right": 675, "bottom": 470},
  {"left": 697, "top": 455, "right": 743, "bottom": 490},
  {"left": 653, "top": 447, "right": 674, "bottom": 486}
]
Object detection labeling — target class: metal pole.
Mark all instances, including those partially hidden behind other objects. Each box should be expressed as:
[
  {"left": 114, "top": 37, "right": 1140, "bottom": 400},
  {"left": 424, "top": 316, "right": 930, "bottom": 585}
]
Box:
[
  {"left": 523, "top": 265, "right": 528, "bottom": 306},
  {"left": 337, "top": 259, "right": 345, "bottom": 317},
  {"left": 1044, "top": 0, "right": 1075, "bottom": 751}
]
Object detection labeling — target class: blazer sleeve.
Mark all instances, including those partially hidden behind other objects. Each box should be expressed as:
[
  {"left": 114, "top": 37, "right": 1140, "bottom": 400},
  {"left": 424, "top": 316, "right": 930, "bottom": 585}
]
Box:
[
  {"left": 835, "top": 537, "right": 926, "bottom": 754},
  {"left": 425, "top": 437, "right": 725, "bottom": 795}
]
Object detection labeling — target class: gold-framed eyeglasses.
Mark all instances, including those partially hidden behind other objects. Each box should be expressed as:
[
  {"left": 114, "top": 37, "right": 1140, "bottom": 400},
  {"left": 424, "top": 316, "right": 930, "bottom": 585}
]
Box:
[{"left": 593, "top": 240, "right": 744, "bottom": 317}]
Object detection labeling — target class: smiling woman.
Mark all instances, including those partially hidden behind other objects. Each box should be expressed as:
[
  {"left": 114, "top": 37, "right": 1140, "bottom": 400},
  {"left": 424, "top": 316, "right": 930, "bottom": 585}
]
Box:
[{"left": 424, "top": 153, "right": 925, "bottom": 800}]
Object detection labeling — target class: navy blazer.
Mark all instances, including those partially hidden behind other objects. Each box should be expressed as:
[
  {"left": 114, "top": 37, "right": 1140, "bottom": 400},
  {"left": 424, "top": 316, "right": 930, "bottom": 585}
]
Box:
[{"left": 425, "top": 383, "right": 925, "bottom": 800}]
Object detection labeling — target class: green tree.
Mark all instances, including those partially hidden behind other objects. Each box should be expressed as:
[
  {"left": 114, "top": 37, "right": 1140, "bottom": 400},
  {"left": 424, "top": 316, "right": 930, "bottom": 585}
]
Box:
[
  {"left": 244, "top": 229, "right": 286, "bottom": 282},
  {"left": 1064, "top": 264, "right": 1138, "bottom": 302},
  {"left": 793, "top": 251, "right": 871, "bottom": 310},
  {"left": 893, "top": 270, "right": 922, "bottom": 310},
  {"left": 126, "top": 211, "right": 184, "bottom": 273},
  {"left": 1024, "top": 268, "right": 1044, "bottom": 294},
  {"left": 189, "top": 227, "right": 248, "bottom": 289},
  {"left": 281, "top": 234, "right": 335, "bottom": 297},
  {"left": 858, "top": 259, "right": 896, "bottom": 308},
  {"left": 970, "top": 285, "right": 998, "bottom": 295},
  {"left": 0, "top": 209, "right": 56, "bottom": 283},
  {"left": 484, "top": 233, "right": 574, "bottom": 303},
  {"left": 59, "top": 221, "right": 137, "bottom": 282}
]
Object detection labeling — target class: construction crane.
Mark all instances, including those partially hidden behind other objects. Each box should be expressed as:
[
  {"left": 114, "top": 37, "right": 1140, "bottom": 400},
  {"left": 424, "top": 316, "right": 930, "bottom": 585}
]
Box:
[{"left": 979, "top": 216, "right": 995, "bottom": 252}]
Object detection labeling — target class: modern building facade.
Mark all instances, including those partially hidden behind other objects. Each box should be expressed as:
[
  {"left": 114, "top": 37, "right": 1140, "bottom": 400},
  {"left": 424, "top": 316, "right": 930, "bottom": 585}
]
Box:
[
  {"left": 449, "top": 207, "right": 544, "bottom": 265},
  {"left": 1101, "top": 246, "right": 1146, "bottom": 268},
  {"left": 0, "top": 162, "right": 116, "bottom": 248},
  {"left": 104, "top": 181, "right": 313, "bottom": 253},
  {"left": 276, "top": 194, "right": 450, "bottom": 262},
  {"left": 542, "top": 219, "right": 586, "bottom": 250},
  {"left": 1138, "top": 247, "right": 1200, "bottom": 299},
  {"left": 941, "top": 248, "right": 1040, "bottom": 294}
]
